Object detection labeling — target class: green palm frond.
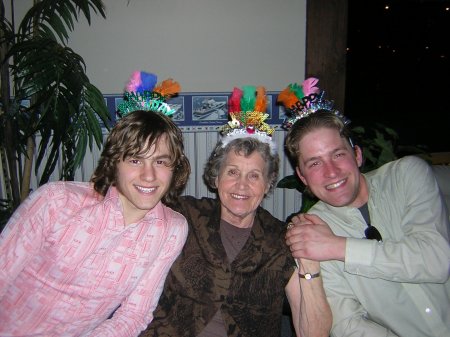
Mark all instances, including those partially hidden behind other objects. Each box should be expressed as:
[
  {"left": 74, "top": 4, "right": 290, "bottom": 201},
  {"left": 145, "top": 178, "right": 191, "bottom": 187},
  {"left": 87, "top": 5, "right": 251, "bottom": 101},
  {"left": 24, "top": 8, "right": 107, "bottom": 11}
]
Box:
[
  {"left": 0, "top": 0, "right": 109, "bottom": 209},
  {"left": 19, "top": 0, "right": 106, "bottom": 43}
]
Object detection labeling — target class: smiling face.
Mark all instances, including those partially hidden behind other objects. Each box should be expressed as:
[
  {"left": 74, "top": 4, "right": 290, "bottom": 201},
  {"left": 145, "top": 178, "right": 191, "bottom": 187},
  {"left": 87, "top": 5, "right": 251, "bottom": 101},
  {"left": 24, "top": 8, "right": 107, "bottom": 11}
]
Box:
[
  {"left": 115, "top": 135, "right": 174, "bottom": 225},
  {"left": 296, "top": 127, "right": 368, "bottom": 208},
  {"left": 215, "top": 150, "right": 270, "bottom": 228}
]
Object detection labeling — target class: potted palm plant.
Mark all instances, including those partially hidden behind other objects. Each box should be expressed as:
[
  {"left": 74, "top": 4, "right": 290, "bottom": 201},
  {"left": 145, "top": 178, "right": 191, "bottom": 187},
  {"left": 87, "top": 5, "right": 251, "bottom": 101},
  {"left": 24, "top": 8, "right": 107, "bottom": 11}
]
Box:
[{"left": 0, "top": 0, "right": 110, "bottom": 226}]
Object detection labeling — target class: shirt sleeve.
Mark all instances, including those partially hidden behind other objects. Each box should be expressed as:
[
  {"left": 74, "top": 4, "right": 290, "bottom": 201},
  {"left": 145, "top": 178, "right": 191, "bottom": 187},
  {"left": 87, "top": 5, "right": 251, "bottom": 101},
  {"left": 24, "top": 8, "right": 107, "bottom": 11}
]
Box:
[
  {"left": 0, "top": 185, "right": 51, "bottom": 298},
  {"left": 345, "top": 156, "right": 450, "bottom": 283},
  {"left": 83, "top": 217, "right": 188, "bottom": 337},
  {"left": 321, "top": 261, "right": 400, "bottom": 337}
]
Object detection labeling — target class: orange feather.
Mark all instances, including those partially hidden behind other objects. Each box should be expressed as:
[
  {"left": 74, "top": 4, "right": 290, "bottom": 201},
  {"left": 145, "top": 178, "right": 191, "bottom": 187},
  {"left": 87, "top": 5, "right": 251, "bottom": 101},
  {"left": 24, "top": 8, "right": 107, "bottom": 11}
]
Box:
[
  {"left": 254, "top": 86, "right": 267, "bottom": 113},
  {"left": 277, "top": 86, "right": 299, "bottom": 109},
  {"left": 153, "top": 78, "right": 181, "bottom": 98}
]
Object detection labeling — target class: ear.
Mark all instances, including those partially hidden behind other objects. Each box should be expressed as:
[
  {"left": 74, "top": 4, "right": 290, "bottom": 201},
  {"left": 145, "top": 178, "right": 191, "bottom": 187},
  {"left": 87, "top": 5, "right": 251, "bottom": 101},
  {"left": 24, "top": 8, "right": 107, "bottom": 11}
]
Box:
[
  {"left": 295, "top": 166, "right": 308, "bottom": 186},
  {"left": 354, "top": 145, "right": 363, "bottom": 168},
  {"left": 264, "top": 182, "right": 271, "bottom": 195},
  {"left": 214, "top": 176, "right": 219, "bottom": 189}
]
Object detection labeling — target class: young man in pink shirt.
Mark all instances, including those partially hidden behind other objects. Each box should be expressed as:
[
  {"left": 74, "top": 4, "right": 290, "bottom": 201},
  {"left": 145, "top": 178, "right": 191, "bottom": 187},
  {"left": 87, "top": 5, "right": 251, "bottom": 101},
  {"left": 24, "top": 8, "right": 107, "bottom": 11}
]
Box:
[{"left": 0, "top": 72, "right": 191, "bottom": 336}]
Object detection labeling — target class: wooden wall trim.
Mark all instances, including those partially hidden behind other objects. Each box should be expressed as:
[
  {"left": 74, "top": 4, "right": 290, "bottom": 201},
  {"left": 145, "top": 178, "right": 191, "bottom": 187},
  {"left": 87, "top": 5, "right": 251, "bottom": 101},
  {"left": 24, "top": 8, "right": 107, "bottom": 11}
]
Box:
[{"left": 306, "top": 0, "right": 348, "bottom": 112}]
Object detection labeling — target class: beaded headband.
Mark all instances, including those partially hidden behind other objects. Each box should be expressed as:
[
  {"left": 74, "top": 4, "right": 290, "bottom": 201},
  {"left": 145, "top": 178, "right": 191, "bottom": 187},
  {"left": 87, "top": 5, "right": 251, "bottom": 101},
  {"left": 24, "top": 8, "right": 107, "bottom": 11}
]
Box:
[
  {"left": 277, "top": 77, "right": 350, "bottom": 129},
  {"left": 117, "top": 71, "right": 180, "bottom": 117},
  {"left": 220, "top": 85, "right": 276, "bottom": 154}
]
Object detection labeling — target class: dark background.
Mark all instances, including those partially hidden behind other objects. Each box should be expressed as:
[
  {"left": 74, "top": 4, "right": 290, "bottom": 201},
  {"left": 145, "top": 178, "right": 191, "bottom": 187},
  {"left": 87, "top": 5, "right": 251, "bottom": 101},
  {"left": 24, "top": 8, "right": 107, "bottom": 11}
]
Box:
[{"left": 345, "top": 0, "right": 450, "bottom": 153}]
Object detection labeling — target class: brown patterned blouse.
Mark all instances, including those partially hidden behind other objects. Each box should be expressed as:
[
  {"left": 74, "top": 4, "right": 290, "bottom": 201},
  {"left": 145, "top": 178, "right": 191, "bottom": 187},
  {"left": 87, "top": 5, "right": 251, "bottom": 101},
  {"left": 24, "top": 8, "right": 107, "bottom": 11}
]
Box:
[{"left": 140, "top": 196, "right": 295, "bottom": 337}]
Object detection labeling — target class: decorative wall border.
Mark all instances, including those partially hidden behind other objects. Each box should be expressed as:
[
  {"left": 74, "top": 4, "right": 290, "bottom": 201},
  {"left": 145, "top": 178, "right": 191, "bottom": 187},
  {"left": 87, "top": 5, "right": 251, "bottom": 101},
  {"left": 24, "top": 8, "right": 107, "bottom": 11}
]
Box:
[{"left": 103, "top": 92, "right": 288, "bottom": 129}]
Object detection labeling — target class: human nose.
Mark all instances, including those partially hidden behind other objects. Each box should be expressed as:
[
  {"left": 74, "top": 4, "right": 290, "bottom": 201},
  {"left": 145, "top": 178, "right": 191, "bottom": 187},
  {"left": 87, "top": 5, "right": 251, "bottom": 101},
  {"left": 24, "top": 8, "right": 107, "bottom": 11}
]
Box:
[
  {"left": 141, "top": 162, "right": 155, "bottom": 181},
  {"left": 323, "top": 161, "right": 339, "bottom": 177},
  {"left": 236, "top": 174, "right": 249, "bottom": 188}
]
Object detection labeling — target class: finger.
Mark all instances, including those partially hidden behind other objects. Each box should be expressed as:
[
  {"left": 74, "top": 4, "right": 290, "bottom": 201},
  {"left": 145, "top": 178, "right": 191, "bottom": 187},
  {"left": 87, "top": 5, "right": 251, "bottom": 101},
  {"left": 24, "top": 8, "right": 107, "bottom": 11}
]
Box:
[
  {"left": 290, "top": 215, "right": 301, "bottom": 225},
  {"left": 303, "top": 213, "right": 324, "bottom": 224},
  {"left": 286, "top": 226, "right": 310, "bottom": 244},
  {"left": 286, "top": 228, "right": 304, "bottom": 244},
  {"left": 289, "top": 243, "right": 308, "bottom": 259}
]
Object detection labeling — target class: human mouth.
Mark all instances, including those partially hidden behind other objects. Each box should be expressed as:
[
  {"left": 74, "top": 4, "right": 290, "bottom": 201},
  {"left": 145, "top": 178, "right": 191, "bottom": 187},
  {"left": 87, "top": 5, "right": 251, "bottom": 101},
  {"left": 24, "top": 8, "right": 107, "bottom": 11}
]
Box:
[
  {"left": 326, "top": 179, "right": 345, "bottom": 190},
  {"left": 231, "top": 193, "right": 249, "bottom": 200},
  {"left": 136, "top": 185, "right": 157, "bottom": 193}
]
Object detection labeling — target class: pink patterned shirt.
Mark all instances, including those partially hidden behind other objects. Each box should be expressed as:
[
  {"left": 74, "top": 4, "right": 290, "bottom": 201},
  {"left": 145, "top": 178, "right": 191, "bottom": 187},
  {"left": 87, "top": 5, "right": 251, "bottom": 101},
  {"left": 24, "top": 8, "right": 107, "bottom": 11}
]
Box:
[{"left": 0, "top": 181, "right": 188, "bottom": 337}]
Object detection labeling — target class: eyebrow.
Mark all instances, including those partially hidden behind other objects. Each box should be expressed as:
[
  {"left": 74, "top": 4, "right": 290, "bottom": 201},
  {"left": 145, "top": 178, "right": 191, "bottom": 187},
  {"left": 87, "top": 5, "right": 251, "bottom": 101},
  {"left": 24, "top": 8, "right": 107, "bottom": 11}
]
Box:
[
  {"left": 302, "top": 147, "right": 348, "bottom": 165},
  {"left": 223, "top": 164, "right": 264, "bottom": 173},
  {"left": 153, "top": 154, "right": 172, "bottom": 160},
  {"left": 131, "top": 152, "right": 172, "bottom": 160}
]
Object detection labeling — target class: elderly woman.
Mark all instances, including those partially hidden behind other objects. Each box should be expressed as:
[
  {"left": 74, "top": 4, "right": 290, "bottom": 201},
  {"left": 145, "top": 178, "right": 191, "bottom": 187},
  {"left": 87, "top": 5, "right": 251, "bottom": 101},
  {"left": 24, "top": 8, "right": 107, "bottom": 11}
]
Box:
[{"left": 140, "top": 86, "right": 331, "bottom": 337}]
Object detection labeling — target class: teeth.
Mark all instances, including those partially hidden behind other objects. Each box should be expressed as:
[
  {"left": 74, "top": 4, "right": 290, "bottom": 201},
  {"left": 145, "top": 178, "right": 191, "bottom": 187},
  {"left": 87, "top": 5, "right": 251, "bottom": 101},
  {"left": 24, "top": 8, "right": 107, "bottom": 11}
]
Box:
[
  {"left": 136, "top": 186, "right": 156, "bottom": 193},
  {"left": 231, "top": 193, "right": 248, "bottom": 200},
  {"left": 326, "top": 179, "right": 345, "bottom": 190}
]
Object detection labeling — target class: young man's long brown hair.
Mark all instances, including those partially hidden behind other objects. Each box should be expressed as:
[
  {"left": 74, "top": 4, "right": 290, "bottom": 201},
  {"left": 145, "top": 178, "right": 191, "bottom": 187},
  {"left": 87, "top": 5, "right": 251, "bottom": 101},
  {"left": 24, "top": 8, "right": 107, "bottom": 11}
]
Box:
[{"left": 91, "top": 110, "right": 190, "bottom": 206}]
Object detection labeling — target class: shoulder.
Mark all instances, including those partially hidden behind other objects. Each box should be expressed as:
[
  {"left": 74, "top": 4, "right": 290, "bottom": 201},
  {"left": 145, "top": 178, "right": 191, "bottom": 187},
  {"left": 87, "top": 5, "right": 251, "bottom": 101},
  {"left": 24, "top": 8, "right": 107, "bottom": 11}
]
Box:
[
  {"left": 309, "top": 200, "right": 331, "bottom": 213},
  {"left": 257, "top": 206, "right": 284, "bottom": 224},
  {"left": 364, "top": 156, "right": 444, "bottom": 209},
  {"left": 160, "top": 203, "right": 188, "bottom": 226},
  {"left": 365, "top": 156, "right": 435, "bottom": 190},
  {"left": 256, "top": 206, "right": 285, "bottom": 232},
  {"left": 308, "top": 201, "right": 344, "bottom": 223},
  {"left": 163, "top": 207, "right": 186, "bottom": 225},
  {"left": 13, "top": 182, "right": 98, "bottom": 222},
  {"left": 176, "top": 195, "right": 219, "bottom": 217},
  {"left": 179, "top": 195, "right": 217, "bottom": 209},
  {"left": 369, "top": 155, "right": 430, "bottom": 178},
  {"left": 32, "top": 181, "right": 95, "bottom": 202},
  {"left": 155, "top": 203, "right": 189, "bottom": 242}
]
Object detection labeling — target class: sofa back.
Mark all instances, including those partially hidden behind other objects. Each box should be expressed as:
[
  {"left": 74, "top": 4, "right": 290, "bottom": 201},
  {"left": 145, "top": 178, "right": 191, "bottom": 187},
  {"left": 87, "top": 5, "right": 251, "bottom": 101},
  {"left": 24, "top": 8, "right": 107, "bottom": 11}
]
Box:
[{"left": 432, "top": 165, "right": 450, "bottom": 215}]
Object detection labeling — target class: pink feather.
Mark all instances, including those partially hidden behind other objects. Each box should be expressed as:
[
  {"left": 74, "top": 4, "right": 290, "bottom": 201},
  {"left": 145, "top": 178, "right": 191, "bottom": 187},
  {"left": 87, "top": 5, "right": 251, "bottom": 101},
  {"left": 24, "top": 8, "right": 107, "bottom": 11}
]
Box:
[
  {"left": 125, "top": 71, "right": 142, "bottom": 92},
  {"left": 302, "top": 77, "right": 320, "bottom": 96},
  {"left": 229, "top": 87, "right": 243, "bottom": 113}
]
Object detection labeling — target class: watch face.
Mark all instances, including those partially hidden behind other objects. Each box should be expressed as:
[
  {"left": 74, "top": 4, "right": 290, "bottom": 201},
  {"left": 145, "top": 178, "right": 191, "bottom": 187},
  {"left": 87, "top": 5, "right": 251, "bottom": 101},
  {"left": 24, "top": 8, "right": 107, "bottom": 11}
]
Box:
[{"left": 300, "top": 271, "right": 320, "bottom": 280}]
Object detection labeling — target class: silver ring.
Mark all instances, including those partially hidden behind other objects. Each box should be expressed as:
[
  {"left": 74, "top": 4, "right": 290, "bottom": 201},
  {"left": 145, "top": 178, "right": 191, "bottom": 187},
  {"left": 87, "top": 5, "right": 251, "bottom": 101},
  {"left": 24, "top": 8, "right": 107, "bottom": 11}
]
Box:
[{"left": 287, "top": 222, "right": 294, "bottom": 230}]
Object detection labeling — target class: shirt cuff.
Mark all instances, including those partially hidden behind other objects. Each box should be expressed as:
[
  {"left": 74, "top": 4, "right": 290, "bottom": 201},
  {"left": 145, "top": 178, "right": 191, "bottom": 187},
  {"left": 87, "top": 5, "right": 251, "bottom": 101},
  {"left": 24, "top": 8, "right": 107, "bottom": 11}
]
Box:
[{"left": 345, "top": 237, "right": 377, "bottom": 270}]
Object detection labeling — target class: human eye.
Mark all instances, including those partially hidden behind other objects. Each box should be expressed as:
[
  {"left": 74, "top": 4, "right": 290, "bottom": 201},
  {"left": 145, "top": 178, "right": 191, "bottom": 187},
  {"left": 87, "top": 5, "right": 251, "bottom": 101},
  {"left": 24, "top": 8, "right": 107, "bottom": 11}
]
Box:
[
  {"left": 227, "top": 168, "right": 239, "bottom": 177},
  {"left": 128, "top": 158, "right": 141, "bottom": 165},
  {"left": 155, "top": 157, "right": 171, "bottom": 166},
  {"left": 248, "top": 172, "right": 261, "bottom": 181},
  {"left": 308, "top": 160, "right": 320, "bottom": 169},
  {"left": 334, "top": 151, "right": 346, "bottom": 159}
]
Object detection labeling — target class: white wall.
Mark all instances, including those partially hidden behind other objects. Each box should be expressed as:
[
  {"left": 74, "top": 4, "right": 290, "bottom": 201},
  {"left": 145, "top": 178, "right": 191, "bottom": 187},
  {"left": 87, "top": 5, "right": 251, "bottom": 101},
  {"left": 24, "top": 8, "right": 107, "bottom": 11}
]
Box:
[
  {"left": 3, "top": 0, "right": 306, "bottom": 220},
  {"left": 11, "top": 0, "right": 306, "bottom": 93}
]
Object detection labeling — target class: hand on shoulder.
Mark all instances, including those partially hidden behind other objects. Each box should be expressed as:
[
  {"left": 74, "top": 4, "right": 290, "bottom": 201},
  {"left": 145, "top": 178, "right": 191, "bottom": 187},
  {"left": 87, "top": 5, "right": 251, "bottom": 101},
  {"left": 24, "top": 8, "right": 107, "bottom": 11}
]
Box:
[{"left": 286, "top": 213, "right": 346, "bottom": 262}]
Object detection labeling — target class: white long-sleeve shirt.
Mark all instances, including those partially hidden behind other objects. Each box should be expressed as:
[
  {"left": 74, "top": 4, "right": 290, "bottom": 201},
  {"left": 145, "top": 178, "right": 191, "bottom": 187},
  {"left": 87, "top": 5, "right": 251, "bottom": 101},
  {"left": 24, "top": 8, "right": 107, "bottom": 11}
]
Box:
[{"left": 311, "top": 156, "right": 450, "bottom": 337}]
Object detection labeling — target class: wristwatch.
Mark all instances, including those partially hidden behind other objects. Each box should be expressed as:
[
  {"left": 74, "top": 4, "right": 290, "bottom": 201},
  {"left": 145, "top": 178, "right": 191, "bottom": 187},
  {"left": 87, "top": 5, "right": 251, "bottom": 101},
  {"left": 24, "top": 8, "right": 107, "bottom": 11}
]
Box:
[{"left": 299, "top": 271, "right": 321, "bottom": 280}]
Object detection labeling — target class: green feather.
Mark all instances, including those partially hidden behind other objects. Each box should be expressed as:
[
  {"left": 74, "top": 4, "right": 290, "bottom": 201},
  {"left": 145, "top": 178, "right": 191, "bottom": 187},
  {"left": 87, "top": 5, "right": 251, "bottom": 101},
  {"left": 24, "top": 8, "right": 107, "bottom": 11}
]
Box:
[
  {"left": 240, "top": 85, "right": 256, "bottom": 111},
  {"left": 289, "top": 83, "right": 305, "bottom": 100}
]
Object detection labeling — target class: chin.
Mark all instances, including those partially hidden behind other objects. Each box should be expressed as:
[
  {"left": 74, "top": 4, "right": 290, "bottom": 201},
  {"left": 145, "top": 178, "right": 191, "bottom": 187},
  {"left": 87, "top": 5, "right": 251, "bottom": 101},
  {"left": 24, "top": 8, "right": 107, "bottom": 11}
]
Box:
[{"left": 229, "top": 210, "right": 248, "bottom": 218}]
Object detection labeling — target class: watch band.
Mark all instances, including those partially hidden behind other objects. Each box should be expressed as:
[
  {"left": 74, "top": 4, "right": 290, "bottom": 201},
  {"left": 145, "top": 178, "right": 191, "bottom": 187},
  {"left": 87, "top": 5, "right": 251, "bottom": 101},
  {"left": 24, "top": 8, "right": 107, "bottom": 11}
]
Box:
[{"left": 298, "top": 271, "right": 321, "bottom": 280}]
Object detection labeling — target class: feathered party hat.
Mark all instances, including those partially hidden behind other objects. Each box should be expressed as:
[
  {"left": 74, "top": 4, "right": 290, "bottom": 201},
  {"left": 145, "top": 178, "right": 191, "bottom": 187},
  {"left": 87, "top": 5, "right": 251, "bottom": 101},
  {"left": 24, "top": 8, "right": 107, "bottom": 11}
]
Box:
[
  {"left": 117, "top": 71, "right": 180, "bottom": 117},
  {"left": 278, "top": 77, "right": 349, "bottom": 129},
  {"left": 220, "top": 85, "right": 276, "bottom": 154}
]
